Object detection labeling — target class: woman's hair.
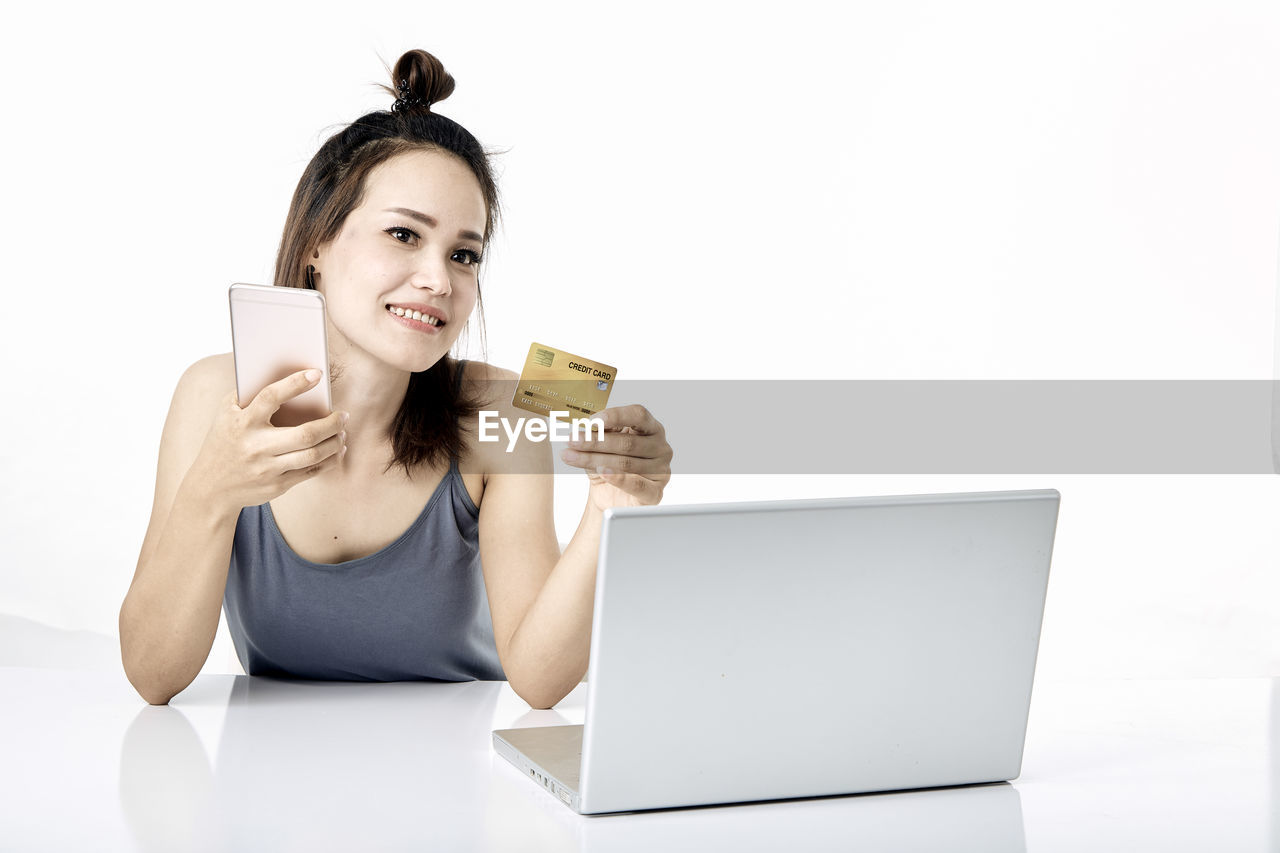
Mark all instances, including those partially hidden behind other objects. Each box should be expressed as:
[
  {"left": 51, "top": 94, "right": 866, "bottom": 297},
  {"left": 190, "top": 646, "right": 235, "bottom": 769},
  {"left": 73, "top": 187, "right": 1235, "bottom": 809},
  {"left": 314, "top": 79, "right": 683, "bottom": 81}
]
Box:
[{"left": 274, "top": 49, "right": 500, "bottom": 478}]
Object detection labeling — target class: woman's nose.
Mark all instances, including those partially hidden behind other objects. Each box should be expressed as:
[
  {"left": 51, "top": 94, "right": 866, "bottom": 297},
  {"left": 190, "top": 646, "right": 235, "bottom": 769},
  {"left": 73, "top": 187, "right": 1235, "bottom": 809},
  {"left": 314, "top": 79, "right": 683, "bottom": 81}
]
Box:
[{"left": 411, "top": 258, "right": 452, "bottom": 296}]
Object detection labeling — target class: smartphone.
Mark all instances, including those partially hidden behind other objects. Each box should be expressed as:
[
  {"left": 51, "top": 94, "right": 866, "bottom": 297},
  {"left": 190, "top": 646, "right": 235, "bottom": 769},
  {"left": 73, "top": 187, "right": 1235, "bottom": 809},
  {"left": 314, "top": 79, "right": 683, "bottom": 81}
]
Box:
[{"left": 228, "top": 283, "right": 332, "bottom": 428}]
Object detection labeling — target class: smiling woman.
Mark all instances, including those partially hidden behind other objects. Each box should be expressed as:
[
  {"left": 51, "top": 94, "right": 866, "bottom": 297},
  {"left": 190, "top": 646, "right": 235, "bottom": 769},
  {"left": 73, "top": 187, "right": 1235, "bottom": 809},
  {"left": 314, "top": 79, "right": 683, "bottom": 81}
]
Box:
[
  {"left": 273, "top": 56, "right": 498, "bottom": 474},
  {"left": 307, "top": 148, "right": 487, "bottom": 469},
  {"left": 117, "top": 49, "right": 674, "bottom": 709}
]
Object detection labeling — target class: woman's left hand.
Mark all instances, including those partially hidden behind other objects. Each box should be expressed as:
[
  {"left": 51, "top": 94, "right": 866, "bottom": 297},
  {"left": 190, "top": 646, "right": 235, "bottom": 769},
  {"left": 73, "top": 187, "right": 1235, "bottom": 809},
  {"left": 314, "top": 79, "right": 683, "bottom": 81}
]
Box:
[{"left": 559, "top": 404, "right": 672, "bottom": 510}]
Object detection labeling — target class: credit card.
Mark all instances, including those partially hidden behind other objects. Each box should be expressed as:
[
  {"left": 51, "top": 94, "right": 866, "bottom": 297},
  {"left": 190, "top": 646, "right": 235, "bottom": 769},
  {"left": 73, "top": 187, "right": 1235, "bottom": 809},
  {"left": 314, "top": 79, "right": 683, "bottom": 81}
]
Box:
[{"left": 512, "top": 342, "right": 617, "bottom": 418}]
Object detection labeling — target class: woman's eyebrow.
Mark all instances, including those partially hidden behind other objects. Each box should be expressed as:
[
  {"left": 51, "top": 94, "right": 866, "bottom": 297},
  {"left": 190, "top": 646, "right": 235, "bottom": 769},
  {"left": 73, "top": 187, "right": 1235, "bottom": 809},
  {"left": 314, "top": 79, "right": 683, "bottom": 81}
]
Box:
[{"left": 384, "top": 207, "right": 483, "bottom": 243}]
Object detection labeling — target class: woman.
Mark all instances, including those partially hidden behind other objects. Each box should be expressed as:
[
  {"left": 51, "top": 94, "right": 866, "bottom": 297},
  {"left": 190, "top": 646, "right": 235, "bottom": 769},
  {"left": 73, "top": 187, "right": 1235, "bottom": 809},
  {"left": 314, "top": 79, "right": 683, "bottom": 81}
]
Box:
[{"left": 118, "top": 49, "right": 673, "bottom": 709}]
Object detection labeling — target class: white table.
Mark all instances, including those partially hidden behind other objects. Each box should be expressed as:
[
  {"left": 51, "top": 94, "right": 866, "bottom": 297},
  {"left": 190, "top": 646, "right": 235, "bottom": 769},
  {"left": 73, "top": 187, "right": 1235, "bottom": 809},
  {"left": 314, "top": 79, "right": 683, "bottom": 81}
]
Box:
[{"left": 1, "top": 668, "right": 1274, "bottom": 852}]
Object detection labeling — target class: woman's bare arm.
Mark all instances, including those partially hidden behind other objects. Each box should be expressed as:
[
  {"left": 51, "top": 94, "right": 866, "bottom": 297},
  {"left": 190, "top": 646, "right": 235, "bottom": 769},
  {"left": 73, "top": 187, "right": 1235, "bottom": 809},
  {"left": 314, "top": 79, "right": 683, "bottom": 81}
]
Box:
[
  {"left": 474, "top": 368, "right": 672, "bottom": 709},
  {"left": 475, "top": 398, "right": 585, "bottom": 710},
  {"left": 119, "top": 356, "right": 239, "bottom": 704},
  {"left": 119, "top": 356, "right": 346, "bottom": 704}
]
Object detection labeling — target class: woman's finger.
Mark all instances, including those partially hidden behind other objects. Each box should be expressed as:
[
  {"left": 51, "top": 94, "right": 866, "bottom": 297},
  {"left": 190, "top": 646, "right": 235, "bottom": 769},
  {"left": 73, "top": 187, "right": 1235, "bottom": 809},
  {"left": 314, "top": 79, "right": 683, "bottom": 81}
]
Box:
[
  {"left": 276, "top": 444, "right": 346, "bottom": 491},
  {"left": 266, "top": 409, "right": 348, "bottom": 457},
  {"left": 560, "top": 447, "right": 668, "bottom": 476},
  {"left": 594, "top": 470, "right": 665, "bottom": 504},
  {"left": 566, "top": 428, "right": 665, "bottom": 459},
  {"left": 273, "top": 431, "right": 346, "bottom": 474},
  {"left": 248, "top": 368, "right": 324, "bottom": 422},
  {"left": 590, "top": 404, "right": 662, "bottom": 436}
]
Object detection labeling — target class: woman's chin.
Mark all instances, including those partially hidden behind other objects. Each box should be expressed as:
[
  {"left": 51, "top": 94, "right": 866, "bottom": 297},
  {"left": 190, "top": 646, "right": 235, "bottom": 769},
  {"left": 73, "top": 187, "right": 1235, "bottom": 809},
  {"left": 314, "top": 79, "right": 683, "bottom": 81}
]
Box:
[
  {"left": 392, "top": 348, "right": 453, "bottom": 375},
  {"left": 342, "top": 333, "right": 455, "bottom": 375}
]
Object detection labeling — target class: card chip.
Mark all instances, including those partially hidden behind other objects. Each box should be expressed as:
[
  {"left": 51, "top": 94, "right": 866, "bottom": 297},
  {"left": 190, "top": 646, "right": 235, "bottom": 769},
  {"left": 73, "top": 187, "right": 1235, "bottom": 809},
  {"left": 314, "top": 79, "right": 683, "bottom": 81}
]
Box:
[{"left": 534, "top": 348, "right": 555, "bottom": 367}]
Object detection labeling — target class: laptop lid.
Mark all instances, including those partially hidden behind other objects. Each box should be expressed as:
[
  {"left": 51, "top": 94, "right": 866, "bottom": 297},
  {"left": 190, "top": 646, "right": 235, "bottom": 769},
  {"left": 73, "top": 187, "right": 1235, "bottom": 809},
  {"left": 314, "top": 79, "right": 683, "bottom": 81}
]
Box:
[{"left": 576, "top": 488, "right": 1060, "bottom": 814}]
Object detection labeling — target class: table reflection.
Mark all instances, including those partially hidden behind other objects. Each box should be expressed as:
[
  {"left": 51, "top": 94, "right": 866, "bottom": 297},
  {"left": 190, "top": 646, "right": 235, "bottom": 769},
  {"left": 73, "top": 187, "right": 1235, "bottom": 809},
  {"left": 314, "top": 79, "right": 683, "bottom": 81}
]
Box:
[
  {"left": 120, "top": 677, "right": 503, "bottom": 850},
  {"left": 119, "top": 677, "right": 1029, "bottom": 852}
]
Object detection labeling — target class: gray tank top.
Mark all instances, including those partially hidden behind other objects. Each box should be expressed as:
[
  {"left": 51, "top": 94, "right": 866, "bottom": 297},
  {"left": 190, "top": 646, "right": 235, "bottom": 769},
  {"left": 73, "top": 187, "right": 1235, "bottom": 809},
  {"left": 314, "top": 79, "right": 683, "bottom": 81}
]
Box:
[{"left": 222, "top": 360, "right": 506, "bottom": 682}]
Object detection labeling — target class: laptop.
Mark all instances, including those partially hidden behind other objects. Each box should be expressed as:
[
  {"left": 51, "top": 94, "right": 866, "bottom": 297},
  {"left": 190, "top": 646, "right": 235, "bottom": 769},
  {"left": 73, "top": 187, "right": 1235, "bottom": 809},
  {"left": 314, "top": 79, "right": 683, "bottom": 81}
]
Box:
[{"left": 493, "top": 488, "right": 1060, "bottom": 815}]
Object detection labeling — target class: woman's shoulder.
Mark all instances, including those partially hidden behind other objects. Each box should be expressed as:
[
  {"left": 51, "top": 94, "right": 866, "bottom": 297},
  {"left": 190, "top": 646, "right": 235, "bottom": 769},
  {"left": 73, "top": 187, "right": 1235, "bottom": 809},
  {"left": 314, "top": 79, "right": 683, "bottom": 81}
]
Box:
[
  {"left": 456, "top": 358, "right": 517, "bottom": 384},
  {"left": 146, "top": 354, "right": 235, "bottom": 499},
  {"left": 182, "top": 352, "right": 236, "bottom": 387},
  {"left": 168, "top": 352, "right": 234, "bottom": 413},
  {"left": 155, "top": 354, "right": 235, "bottom": 447},
  {"left": 453, "top": 358, "right": 550, "bottom": 471},
  {"left": 455, "top": 358, "right": 519, "bottom": 411}
]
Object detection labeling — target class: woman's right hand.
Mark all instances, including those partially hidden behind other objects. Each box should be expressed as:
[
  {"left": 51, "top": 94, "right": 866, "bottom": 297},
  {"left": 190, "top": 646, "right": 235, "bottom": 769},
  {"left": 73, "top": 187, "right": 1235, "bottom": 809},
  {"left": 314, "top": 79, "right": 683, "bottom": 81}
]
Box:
[{"left": 186, "top": 368, "right": 348, "bottom": 513}]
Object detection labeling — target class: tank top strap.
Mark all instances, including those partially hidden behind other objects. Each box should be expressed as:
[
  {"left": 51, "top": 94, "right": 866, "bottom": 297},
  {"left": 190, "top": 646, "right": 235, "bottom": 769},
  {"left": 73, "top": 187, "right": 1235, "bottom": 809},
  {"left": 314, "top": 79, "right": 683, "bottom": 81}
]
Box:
[
  {"left": 449, "top": 358, "right": 468, "bottom": 468},
  {"left": 453, "top": 358, "right": 468, "bottom": 396}
]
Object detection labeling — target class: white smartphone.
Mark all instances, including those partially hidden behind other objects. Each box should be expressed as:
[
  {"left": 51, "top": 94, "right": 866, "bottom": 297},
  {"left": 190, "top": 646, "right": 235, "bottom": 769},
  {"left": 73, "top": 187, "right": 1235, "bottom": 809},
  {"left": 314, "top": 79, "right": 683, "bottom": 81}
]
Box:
[{"left": 228, "top": 283, "right": 332, "bottom": 428}]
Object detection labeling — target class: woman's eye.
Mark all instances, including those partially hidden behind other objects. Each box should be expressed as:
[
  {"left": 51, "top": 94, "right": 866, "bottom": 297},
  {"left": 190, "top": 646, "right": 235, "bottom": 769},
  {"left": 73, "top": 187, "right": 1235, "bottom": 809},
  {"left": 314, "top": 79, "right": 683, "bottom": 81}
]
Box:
[
  {"left": 453, "top": 249, "right": 483, "bottom": 266},
  {"left": 385, "top": 227, "right": 418, "bottom": 244}
]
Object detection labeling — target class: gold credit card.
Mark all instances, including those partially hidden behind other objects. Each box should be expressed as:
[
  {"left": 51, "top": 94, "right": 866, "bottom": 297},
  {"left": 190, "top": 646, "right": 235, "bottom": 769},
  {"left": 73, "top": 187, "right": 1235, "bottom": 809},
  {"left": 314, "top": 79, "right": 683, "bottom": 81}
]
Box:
[{"left": 512, "top": 342, "right": 617, "bottom": 418}]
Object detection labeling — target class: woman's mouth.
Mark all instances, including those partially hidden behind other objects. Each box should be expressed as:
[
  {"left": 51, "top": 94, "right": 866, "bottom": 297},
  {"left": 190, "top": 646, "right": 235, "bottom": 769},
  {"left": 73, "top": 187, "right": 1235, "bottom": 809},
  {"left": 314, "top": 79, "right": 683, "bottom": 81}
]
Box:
[{"left": 386, "top": 304, "right": 446, "bottom": 333}]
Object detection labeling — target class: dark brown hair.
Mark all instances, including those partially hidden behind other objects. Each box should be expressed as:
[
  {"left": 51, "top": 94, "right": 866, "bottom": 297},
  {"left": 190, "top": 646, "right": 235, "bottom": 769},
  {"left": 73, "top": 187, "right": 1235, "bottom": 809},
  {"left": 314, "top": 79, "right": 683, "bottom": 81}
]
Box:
[{"left": 274, "top": 49, "right": 501, "bottom": 478}]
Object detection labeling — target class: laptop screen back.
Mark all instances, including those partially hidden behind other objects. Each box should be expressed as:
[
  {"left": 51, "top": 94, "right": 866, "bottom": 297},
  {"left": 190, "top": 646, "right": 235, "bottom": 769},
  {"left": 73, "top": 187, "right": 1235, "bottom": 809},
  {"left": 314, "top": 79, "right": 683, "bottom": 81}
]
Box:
[{"left": 578, "top": 489, "right": 1060, "bottom": 814}]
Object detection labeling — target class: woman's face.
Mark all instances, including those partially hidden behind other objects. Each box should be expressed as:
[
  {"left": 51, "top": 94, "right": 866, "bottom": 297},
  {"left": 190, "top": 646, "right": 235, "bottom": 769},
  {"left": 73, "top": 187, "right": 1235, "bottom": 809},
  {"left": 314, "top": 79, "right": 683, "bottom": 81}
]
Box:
[{"left": 314, "top": 148, "right": 487, "bottom": 374}]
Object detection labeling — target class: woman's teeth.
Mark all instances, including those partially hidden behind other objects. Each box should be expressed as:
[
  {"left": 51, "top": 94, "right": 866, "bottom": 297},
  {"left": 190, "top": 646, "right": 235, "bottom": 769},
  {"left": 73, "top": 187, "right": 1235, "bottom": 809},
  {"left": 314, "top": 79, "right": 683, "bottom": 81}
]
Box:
[{"left": 386, "top": 305, "right": 441, "bottom": 326}]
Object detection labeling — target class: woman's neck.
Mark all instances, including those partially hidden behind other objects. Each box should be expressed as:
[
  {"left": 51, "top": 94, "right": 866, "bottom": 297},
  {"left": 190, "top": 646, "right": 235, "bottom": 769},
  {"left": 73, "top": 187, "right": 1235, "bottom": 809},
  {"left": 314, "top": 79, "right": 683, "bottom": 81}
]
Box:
[{"left": 328, "top": 354, "right": 413, "bottom": 451}]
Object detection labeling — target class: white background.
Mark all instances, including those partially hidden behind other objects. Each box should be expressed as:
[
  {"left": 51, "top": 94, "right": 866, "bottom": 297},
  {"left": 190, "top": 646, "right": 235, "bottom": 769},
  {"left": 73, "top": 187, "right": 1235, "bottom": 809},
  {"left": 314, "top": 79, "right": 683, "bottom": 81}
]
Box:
[{"left": 0, "top": 1, "right": 1276, "bottom": 678}]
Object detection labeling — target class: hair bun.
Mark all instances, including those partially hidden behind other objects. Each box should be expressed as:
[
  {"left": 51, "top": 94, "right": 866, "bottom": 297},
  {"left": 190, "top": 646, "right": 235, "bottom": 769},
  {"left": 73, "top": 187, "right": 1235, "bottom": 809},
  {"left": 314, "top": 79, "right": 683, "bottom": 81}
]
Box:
[{"left": 386, "top": 49, "right": 455, "bottom": 112}]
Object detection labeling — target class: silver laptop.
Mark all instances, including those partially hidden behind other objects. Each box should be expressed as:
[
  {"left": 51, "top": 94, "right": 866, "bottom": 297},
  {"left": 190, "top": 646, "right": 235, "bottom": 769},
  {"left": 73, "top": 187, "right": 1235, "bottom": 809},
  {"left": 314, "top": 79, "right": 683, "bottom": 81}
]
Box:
[{"left": 493, "top": 488, "right": 1060, "bottom": 815}]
